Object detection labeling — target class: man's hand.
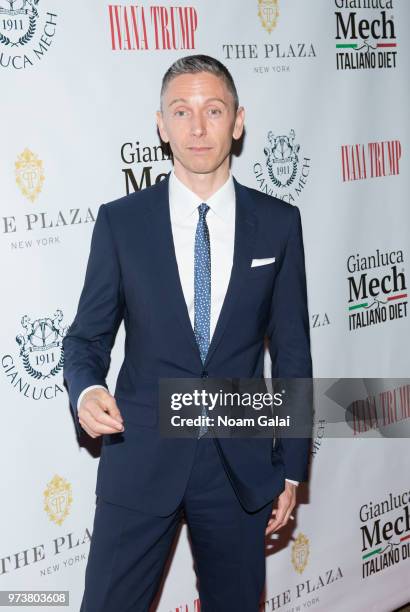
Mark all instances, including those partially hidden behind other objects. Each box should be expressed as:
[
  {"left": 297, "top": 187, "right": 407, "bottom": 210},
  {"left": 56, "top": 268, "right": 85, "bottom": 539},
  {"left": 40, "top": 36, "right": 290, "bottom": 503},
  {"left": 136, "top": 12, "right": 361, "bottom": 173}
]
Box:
[
  {"left": 78, "top": 388, "right": 124, "bottom": 438},
  {"left": 265, "top": 481, "right": 296, "bottom": 535}
]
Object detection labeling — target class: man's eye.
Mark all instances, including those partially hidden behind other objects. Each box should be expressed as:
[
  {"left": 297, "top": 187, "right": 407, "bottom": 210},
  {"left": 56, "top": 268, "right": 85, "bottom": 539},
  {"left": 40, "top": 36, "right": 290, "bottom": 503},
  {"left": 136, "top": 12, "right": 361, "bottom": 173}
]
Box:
[
  {"left": 175, "top": 110, "right": 188, "bottom": 117},
  {"left": 208, "top": 108, "right": 222, "bottom": 116}
]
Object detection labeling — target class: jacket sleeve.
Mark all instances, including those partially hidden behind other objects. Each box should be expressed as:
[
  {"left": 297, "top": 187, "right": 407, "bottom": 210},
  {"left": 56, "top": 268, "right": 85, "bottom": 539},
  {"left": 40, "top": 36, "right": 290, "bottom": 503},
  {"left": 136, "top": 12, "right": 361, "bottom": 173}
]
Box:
[
  {"left": 62, "top": 203, "right": 125, "bottom": 436},
  {"left": 267, "top": 204, "right": 313, "bottom": 482}
]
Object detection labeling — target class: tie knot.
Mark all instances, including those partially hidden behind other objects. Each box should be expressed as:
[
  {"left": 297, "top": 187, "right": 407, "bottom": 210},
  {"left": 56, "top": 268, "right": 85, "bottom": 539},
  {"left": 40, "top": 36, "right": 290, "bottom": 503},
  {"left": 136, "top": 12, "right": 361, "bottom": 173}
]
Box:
[{"left": 198, "top": 202, "right": 210, "bottom": 218}]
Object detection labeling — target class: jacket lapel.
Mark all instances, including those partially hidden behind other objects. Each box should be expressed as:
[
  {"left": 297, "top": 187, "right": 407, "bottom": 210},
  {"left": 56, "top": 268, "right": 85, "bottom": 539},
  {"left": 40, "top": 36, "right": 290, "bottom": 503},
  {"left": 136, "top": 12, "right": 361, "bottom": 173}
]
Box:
[
  {"left": 145, "top": 174, "right": 203, "bottom": 364},
  {"left": 204, "top": 177, "right": 257, "bottom": 367}
]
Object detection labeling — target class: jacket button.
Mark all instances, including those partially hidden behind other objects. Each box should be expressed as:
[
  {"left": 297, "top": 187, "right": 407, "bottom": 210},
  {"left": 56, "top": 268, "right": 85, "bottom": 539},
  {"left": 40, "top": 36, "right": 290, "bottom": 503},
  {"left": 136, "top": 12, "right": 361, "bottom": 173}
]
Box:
[{"left": 201, "top": 371, "right": 209, "bottom": 378}]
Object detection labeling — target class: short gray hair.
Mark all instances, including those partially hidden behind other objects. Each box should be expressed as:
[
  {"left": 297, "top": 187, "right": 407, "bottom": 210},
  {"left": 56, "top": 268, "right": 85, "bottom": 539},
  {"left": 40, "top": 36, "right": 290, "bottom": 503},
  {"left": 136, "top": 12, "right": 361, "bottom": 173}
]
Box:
[{"left": 160, "top": 54, "right": 239, "bottom": 112}]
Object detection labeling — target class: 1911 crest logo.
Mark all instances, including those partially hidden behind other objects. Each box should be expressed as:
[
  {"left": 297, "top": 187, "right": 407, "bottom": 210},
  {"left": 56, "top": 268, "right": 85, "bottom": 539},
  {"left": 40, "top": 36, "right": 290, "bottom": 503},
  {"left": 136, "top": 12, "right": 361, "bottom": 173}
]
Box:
[
  {"left": 44, "top": 474, "right": 72, "bottom": 526},
  {"left": 15, "top": 148, "right": 44, "bottom": 201},
  {"left": 258, "top": 0, "right": 279, "bottom": 33},
  {"left": 0, "top": 1, "right": 57, "bottom": 69},
  {"left": 0, "top": 0, "right": 39, "bottom": 46},
  {"left": 264, "top": 129, "right": 300, "bottom": 188},
  {"left": 253, "top": 129, "right": 311, "bottom": 204},
  {"left": 2, "top": 309, "right": 66, "bottom": 400},
  {"left": 16, "top": 309, "right": 67, "bottom": 380},
  {"left": 291, "top": 532, "right": 310, "bottom": 574}
]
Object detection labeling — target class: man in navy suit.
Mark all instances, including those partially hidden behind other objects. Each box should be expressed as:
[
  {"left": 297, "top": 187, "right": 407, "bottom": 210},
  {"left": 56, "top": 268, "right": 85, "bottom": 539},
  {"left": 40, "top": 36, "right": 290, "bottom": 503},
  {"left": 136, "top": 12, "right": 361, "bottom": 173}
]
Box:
[{"left": 63, "top": 54, "right": 312, "bottom": 611}]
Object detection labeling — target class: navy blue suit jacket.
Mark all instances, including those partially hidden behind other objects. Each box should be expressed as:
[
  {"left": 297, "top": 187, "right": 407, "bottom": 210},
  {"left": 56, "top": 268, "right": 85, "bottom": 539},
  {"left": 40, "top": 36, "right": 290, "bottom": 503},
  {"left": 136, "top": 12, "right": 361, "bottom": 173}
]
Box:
[{"left": 62, "top": 173, "right": 312, "bottom": 515}]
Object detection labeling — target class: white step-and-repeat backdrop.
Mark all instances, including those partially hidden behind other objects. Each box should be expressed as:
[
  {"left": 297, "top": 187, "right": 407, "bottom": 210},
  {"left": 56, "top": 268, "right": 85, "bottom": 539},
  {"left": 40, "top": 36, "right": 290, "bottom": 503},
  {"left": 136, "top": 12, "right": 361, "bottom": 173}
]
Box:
[{"left": 1, "top": 1, "right": 409, "bottom": 610}]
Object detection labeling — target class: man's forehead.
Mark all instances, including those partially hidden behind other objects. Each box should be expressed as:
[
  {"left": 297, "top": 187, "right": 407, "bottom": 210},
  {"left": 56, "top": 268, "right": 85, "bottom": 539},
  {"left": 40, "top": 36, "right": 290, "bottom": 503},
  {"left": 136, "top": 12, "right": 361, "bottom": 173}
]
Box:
[
  {"left": 164, "top": 72, "right": 230, "bottom": 96},
  {"left": 163, "top": 74, "right": 233, "bottom": 108}
]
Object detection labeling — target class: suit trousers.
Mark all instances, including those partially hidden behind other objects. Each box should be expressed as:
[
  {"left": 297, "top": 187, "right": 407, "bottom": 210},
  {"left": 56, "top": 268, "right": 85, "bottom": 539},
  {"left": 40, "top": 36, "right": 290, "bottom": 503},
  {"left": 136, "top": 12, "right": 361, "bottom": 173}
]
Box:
[{"left": 80, "top": 435, "right": 275, "bottom": 612}]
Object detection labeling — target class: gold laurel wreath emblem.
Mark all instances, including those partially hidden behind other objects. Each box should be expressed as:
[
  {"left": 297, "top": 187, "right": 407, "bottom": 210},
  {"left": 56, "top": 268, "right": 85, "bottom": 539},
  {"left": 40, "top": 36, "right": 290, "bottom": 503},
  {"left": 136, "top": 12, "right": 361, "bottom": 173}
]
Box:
[
  {"left": 43, "top": 475, "right": 73, "bottom": 526},
  {"left": 15, "top": 148, "right": 45, "bottom": 202},
  {"left": 258, "top": 0, "right": 279, "bottom": 34},
  {"left": 291, "top": 532, "right": 310, "bottom": 574}
]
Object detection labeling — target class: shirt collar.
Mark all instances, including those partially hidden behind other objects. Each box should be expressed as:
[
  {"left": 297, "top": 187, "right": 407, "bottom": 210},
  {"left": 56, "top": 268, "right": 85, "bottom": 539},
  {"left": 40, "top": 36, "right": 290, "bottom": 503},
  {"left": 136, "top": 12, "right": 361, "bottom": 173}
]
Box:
[{"left": 169, "top": 169, "right": 235, "bottom": 223}]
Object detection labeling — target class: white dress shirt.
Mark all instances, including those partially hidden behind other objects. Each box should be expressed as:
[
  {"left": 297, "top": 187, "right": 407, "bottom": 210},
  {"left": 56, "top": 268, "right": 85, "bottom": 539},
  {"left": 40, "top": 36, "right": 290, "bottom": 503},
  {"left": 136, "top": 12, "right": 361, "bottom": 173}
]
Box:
[
  {"left": 169, "top": 168, "right": 236, "bottom": 338},
  {"left": 77, "top": 170, "right": 298, "bottom": 486}
]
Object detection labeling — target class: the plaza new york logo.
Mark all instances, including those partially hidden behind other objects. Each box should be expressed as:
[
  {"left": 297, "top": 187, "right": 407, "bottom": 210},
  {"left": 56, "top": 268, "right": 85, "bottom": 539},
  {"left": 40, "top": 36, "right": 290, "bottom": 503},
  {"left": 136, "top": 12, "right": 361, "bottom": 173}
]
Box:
[
  {"left": 15, "top": 148, "right": 45, "bottom": 201},
  {"left": 253, "top": 129, "right": 311, "bottom": 204},
  {"left": 1, "top": 309, "right": 67, "bottom": 400},
  {"left": 291, "top": 532, "right": 310, "bottom": 574},
  {"left": 0, "top": 1, "right": 58, "bottom": 70},
  {"left": 257, "top": 0, "right": 279, "bottom": 34},
  {"left": 222, "top": 0, "right": 315, "bottom": 68},
  {"left": 43, "top": 475, "right": 73, "bottom": 526}
]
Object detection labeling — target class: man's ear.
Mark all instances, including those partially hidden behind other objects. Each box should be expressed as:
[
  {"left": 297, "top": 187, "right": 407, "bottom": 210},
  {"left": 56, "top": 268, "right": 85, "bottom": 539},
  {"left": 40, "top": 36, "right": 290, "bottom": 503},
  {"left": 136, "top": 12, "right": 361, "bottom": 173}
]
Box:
[
  {"left": 233, "top": 106, "right": 245, "bottom": 141},
  {"left": 156, "top": 110, "right": 169, "bottom": 143}
]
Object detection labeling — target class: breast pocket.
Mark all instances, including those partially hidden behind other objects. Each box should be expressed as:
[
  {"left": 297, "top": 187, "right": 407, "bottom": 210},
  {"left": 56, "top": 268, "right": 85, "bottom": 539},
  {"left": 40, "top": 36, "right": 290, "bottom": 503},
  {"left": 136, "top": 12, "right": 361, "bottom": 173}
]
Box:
[{"left": 249, "top": 260, "right": 276, "bottom": 278}]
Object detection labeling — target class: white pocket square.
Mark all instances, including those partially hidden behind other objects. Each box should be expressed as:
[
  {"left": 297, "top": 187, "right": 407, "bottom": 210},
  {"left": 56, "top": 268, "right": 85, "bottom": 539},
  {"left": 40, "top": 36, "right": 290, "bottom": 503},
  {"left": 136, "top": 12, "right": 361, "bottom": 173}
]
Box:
[{"left": 251, "top": 257, "right": 276, "bottom": 268}]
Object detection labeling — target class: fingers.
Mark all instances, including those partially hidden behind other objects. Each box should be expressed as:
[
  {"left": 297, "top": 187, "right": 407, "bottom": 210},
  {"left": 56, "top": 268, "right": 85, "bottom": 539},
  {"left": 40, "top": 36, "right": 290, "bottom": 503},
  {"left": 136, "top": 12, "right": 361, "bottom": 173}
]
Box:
[
  {"left": 281, "top": 505, "right": 295, "bottom": 529},
  {"left": 79, "top": 413, "right": 124, "bottom": 437},
  {"left": 79, "top": 389, "right": 124, "bottom": 438},
  {"left": 80, "top": 420, "right": 102, "bottom": 439},
  {"left": 265, "top": 508, "right": 287, "bottom": 536},
  {"left": 265, "top": 493, "right": 296, "bottom": 535},
  {"left": 103, "top": 394, "right": 124, "bottom": 423}
]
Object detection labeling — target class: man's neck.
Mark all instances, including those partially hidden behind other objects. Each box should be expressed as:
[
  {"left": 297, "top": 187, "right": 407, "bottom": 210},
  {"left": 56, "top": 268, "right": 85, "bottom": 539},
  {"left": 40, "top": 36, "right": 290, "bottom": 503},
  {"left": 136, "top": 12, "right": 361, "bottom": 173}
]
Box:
[{"left": 173, "top": 161, "right": 230, "bottom": 201}]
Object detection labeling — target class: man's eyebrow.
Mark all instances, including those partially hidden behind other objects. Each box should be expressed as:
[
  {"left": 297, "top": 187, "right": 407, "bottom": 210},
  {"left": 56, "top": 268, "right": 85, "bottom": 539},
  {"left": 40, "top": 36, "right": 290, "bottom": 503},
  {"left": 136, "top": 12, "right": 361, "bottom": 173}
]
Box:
[
  {"left": 206, "top": 97, "right": 227, "bottom": 106},
  {"left": 168, "top": 97, "right": 228, "bottom": 107},
  {"left": 168, "top": 97, "right": 188, "bottom": 107}
]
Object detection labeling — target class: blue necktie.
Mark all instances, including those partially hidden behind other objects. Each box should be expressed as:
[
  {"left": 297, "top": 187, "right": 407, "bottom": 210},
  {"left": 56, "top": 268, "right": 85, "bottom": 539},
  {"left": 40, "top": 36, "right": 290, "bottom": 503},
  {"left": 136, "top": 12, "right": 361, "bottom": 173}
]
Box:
[{"left": 194, "top": 203, "right": 211, "bottom": 438}]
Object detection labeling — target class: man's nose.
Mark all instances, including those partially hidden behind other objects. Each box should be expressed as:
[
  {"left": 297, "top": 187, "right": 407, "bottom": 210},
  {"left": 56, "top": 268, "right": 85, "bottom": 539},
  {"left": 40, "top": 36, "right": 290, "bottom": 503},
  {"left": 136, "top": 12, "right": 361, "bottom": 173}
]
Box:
[{"left": 190, "top": 112, "right": 206, "bottom": 137}]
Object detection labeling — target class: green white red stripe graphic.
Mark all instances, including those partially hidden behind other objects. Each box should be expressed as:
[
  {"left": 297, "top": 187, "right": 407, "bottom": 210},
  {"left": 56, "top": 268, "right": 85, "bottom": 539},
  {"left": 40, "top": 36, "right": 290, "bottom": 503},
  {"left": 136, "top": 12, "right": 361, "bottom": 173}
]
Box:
[
  {"left": 362, "top": 531, "right": 410, "bottom": 560},
  {"left": 348, "top": 293, "right": 407, "bottom": 311},
  {"left": 336, "top": 42, "right": 397, "bottom": 49}
]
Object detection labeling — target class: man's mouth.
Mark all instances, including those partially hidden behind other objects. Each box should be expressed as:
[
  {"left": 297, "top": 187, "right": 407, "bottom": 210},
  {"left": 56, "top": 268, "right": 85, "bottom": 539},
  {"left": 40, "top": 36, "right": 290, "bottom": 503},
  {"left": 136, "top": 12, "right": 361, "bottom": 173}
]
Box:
[{"left": 187, "top": 146, "right": 213, "bottom": 153}]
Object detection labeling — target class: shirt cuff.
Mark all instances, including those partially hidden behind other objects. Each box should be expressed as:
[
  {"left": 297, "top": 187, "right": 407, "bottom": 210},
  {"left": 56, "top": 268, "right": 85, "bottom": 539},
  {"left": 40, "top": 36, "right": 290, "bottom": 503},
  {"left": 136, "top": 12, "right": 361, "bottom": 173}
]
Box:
[
  {"left": 77, "top": 385, "right": 107, "bottom": 411},
  {"left": 285, "top": 478, "right": 299, "bottom": 486}
]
